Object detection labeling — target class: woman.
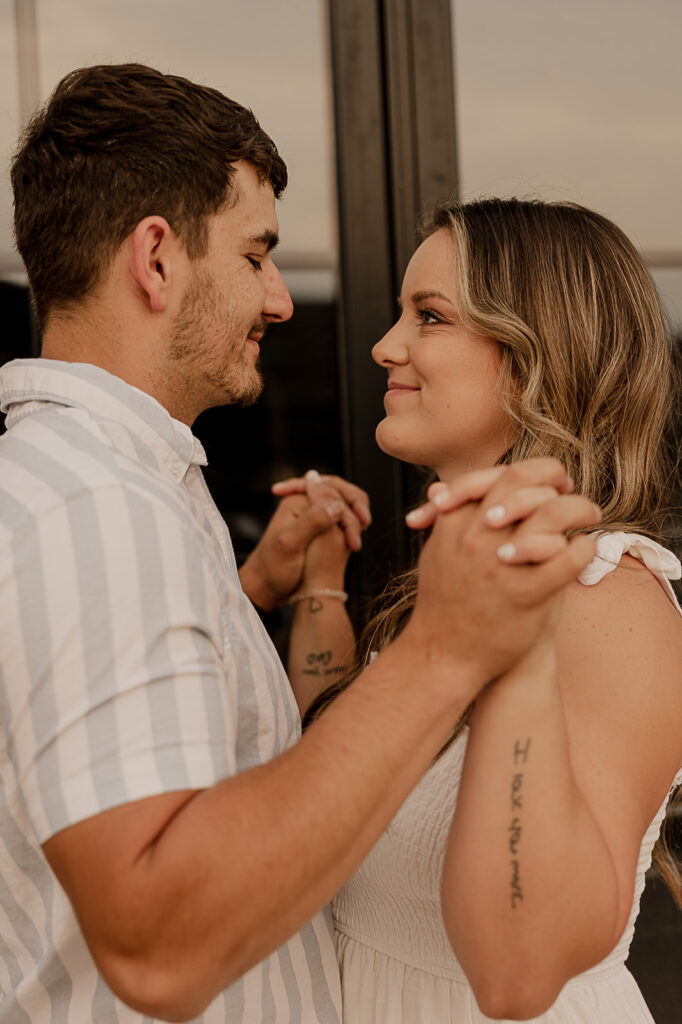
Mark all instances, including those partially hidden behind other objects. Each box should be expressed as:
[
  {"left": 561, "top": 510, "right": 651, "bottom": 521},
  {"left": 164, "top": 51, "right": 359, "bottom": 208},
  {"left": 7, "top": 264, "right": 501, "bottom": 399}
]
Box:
[{"left": 278, "top": 198, "right": 682, "bottom": 1022}]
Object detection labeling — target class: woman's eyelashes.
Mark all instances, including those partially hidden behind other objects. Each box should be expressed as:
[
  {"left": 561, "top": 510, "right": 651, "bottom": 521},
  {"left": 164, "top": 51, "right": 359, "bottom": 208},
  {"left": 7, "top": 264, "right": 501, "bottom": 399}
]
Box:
[{"left": 416, "top": 307, "right": 442, "bottom": 326}]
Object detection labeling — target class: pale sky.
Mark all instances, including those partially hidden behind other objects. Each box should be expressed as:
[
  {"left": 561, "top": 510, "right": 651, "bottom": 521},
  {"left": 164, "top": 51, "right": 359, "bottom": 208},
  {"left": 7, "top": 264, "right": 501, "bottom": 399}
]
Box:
[{"left": 1, "top": 0, "right": 681, "bottom": 322}]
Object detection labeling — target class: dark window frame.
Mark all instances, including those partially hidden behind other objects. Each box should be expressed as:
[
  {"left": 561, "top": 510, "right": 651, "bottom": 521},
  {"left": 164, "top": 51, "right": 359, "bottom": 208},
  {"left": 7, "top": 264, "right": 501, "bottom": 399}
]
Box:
[{"left": 329, "top": 0, "right": 459, "bottom": 599}]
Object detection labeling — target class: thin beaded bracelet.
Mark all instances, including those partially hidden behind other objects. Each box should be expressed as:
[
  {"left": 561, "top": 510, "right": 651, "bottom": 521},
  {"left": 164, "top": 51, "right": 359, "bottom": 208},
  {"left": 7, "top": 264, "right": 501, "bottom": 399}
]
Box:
[{"left": 288, "top": 588, "right": 348, "bottom": 605}]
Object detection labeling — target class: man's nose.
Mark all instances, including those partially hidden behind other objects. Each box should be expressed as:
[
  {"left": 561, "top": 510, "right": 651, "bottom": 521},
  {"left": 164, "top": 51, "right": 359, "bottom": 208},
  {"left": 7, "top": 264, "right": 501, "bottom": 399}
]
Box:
[{"left": 263, "top": 262, "right": 294, "bottom": 323}]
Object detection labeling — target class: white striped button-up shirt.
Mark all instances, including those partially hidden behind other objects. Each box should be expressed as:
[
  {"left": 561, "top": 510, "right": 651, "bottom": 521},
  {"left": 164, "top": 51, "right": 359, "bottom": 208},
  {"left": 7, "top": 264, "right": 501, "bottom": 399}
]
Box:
[{"left": 0, "top": 359, "right": 341, "bottom": 1024}]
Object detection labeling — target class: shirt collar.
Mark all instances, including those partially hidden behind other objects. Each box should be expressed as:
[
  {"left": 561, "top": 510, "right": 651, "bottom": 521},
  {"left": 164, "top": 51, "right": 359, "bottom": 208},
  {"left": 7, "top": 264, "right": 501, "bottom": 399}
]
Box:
[{"left": 0, "top": 358, "right": 208, "bottom": 480}]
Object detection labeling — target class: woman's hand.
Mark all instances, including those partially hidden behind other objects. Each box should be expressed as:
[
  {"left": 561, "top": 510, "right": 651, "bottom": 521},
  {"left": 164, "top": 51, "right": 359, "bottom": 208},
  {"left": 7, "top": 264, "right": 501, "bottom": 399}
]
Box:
[
  {"left": 298, "top": 522, "right": 352, "bottom": 594},
  {"left": 405, "top": 463, "right": 576, "bottom": 537},
  {"left": 282, "top": 473, "right": 369, "bottom": 598},
  {"left": 240, "top": 472, "right": 370, "bottom": 612},
  {"left": 272, "top": 470, "right": 371, "bottom": 553},
  {"left": 406, "top": 459, "right": 602, "bottom": 689},
  {"left": 279, "top": 474, "right": 367, "bottom": 715},
  {"left": 406, "top": 459, "right": 598, "bottom": 566}
]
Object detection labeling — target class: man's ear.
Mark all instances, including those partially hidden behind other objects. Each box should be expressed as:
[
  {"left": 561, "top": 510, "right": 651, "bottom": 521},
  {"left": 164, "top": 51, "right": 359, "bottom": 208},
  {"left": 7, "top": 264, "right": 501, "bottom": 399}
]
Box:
[{"left": 131, "top": 216, "right": 179, "bottom": 313}]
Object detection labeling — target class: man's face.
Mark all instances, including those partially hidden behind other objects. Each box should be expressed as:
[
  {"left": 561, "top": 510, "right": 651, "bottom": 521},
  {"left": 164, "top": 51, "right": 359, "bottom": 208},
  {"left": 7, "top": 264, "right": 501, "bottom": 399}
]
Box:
[{"left": 169, "top": 160, "right": 293, "bottom": 419}]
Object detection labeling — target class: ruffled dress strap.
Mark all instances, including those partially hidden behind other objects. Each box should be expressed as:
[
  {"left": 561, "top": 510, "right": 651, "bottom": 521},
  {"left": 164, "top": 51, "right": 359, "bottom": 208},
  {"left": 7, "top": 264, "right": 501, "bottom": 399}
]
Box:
[{"left": 578, "top": 531, "right": 682, "bottom": 613}]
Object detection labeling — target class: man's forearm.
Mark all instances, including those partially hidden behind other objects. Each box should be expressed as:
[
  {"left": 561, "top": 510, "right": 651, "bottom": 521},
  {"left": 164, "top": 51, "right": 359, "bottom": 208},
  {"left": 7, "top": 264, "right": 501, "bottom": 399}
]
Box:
[{"left": 44, "top": 629, "right": 476, "bottom": 1021}]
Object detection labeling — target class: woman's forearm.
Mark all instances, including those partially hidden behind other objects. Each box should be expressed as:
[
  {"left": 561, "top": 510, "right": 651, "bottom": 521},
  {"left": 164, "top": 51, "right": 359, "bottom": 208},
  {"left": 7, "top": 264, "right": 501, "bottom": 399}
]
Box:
[
  {"left": 288, "top": 590, "right": 356, "bottom": 717},
  {"left": 442, "top": 642, "right": 621, "bottom": 1019}
]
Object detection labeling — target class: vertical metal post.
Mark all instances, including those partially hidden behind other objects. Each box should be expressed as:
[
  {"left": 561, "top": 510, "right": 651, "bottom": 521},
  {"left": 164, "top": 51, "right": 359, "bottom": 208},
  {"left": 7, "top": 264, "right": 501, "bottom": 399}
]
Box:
[
  {"left": 328, "top": 0, "right": 406, "bottom": 603},
  {"left": 383, "top": 0, "right": 460, "bottom": 282},
  {"left": 329, "top": 0, "right": 459, "bottom": 600}
]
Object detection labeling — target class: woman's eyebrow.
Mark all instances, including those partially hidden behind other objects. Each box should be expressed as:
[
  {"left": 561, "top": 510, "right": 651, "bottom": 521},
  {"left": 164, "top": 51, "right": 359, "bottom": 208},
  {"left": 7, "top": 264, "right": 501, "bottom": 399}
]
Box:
[
  {"left": 396, "top": 289, "right": 454, "bottom": 310},
  {"left": 410, "top": 289, "right": 452, "bottom": 305}
]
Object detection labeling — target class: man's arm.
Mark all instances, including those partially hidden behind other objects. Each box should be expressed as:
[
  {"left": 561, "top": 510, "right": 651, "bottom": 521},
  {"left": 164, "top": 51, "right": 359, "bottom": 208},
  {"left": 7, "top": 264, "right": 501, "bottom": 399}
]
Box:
[
  {"left": 43, "top": 631, "right": 473, "bottom": 1021},
  {"left": 42, "top": 459, "right": 599, "bottom": 1021}
]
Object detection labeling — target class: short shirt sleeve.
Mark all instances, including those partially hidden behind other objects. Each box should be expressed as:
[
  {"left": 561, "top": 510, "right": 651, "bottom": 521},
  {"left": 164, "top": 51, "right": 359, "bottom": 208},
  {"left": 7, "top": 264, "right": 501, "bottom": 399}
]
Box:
[{"left": 0, "top": 481, "right": 238, "bottom": 843}]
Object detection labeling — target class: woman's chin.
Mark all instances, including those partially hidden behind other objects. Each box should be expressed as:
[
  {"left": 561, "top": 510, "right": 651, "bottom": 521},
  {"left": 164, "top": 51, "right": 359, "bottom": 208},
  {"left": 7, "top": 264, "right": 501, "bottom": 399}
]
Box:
[
  {"left": 375, "top": 422, "right": 424, "bottom": 465},
  {"left": 375, "top": 421, "right": 401, "bottom": 459}
]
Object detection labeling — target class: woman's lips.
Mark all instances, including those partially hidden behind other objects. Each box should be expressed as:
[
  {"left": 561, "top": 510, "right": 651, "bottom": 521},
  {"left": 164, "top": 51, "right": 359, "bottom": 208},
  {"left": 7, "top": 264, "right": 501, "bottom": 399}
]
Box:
[{"left": 385, "top": 383, "right": 420, "bottom": 398}]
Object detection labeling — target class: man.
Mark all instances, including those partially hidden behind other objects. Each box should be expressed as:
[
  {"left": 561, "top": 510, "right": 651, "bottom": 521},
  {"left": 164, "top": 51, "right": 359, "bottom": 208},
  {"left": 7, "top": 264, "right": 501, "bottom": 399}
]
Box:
[{"left": 0, "top": 63, "right": 598, "bottom": 1022}]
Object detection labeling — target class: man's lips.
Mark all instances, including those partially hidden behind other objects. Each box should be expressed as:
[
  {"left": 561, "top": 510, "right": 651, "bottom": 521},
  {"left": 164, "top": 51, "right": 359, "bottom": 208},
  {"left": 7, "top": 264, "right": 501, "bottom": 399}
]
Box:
[{"left": 248, "top": 319, "right": 268, "bottom": 346}]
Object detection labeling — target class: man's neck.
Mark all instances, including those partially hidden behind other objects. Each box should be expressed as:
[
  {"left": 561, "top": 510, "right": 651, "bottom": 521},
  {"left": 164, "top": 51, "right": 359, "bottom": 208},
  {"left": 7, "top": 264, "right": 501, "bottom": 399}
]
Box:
[{"left": 41, "top": 308, "right": 176, "bottom": 417}]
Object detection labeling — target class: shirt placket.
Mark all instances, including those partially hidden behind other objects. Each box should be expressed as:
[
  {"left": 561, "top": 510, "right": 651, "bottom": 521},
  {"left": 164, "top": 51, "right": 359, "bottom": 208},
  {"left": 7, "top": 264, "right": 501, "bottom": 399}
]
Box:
[{"left": 183, "top": 464, "right": 240, "bottom": 584}]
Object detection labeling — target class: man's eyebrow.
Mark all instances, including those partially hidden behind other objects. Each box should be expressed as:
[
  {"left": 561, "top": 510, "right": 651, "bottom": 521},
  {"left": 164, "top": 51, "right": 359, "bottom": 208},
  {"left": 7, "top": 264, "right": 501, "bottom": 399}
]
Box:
[
  {"left": 248, "top": 229, "right": 280, "bottom": 252},
  {"left": 396, "top": 289, "right": 452, "bottom": 309}
]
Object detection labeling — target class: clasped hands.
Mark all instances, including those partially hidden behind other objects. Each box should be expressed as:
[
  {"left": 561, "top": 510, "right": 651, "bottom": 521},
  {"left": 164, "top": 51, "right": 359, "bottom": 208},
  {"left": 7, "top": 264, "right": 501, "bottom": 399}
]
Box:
[
  {"left": 237, "top": 470, "right": 372, "bottom": 613},
  {"left": 404, "top": 459, "right": 601, "bottom": 686},
  {"left": 240, "top": 459, "right": 601, "bottom": 678}
]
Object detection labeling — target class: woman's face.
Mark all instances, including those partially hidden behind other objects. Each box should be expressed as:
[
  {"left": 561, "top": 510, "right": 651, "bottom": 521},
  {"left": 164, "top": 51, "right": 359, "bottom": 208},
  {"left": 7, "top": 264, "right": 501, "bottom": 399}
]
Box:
[{"left": 372, "top": 228, "right": 513, "bottom": 482}]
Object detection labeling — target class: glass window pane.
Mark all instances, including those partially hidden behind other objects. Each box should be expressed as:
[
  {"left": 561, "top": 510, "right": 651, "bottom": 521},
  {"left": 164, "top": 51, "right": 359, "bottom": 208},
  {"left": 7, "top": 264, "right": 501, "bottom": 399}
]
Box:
[
  {"left": 0, "top": 0, "right": 20, "bottom": 278},
  {"left": 451, "top": 0, "right": 682, "bottom": 328},
  {"left": 652, "top": 269, "right": 682, "bottom": 333},
  {"left": 35, "top": 0, "right": 336, "bottom": 267},
  {"left": 2, "top": 2, "right": 342, "bottom": 654}
]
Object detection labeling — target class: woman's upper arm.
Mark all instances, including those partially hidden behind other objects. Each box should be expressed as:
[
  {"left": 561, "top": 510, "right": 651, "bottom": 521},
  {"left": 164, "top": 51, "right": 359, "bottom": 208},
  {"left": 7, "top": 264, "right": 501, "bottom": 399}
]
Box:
[{"left": 555, "top": 558, "right": 682, "bottom": 926}]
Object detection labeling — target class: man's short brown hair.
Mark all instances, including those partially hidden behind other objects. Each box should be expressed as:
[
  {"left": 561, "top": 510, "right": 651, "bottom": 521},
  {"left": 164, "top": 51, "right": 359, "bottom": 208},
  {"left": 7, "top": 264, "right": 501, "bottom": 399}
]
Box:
[{"left": 11, "top": 63, "right": 288, "bottom": 326}]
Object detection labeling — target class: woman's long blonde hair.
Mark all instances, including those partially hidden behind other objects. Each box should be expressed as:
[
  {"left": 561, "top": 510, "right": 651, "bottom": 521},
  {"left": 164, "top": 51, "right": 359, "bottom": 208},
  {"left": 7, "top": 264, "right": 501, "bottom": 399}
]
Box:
[{"left": 305, "top": 198, "right": 681, "bottom": 903}]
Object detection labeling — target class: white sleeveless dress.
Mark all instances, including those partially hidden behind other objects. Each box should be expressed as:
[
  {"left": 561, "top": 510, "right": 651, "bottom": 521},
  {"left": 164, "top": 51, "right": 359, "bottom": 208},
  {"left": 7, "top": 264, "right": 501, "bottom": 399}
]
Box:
[{"left": 333, "top": 533, "right": 682, "bottom": 1023}]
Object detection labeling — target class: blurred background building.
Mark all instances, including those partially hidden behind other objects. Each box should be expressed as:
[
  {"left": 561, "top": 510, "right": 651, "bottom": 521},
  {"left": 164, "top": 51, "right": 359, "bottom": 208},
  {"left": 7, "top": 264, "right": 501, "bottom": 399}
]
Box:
[{"left": 1, "top": 2, "right": 680, "bottom": 1017}]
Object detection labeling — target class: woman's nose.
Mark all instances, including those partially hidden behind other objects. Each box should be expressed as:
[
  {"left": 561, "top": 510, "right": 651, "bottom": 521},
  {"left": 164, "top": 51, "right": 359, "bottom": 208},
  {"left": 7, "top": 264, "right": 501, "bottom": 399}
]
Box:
[{"left": 372, "top": 320, "right": 409, "bottom": 367}]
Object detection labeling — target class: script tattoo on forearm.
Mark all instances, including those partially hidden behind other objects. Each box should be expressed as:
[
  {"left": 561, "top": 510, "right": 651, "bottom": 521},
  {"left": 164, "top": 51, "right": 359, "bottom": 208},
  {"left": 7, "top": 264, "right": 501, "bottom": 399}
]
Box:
[
  {"left": 303, "top": 651, "right": 348, "bottom": 677},
  {"left": 509, "top": 737, "right": 531, "bottom": 909}
]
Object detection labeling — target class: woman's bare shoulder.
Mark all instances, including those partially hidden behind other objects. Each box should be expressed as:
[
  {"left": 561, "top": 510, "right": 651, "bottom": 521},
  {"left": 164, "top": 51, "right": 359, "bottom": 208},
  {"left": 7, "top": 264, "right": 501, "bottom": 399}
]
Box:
[
  {"left": 555, "top": 553, "right": 682, "bottom": 831},
  {"left": 562, "top": 551, "right": 681, "bottom": 643}
]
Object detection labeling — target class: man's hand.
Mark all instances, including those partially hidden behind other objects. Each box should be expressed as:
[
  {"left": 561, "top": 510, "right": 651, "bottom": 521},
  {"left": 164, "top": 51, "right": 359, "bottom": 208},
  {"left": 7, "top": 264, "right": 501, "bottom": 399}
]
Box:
[
  {"left": 272, "top": 470, "right": 371, "bottom": 551},
  {"left": 239, "top": 472, "right": 370, "bottom": 612},
  {"left": 405, "top": 458, "right": 601, "bottom": 690}
]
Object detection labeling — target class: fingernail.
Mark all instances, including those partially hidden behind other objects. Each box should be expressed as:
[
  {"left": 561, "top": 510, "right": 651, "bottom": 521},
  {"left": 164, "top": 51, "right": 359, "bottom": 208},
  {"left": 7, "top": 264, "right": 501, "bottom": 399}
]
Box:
[
  {"left": 433, "top": 490, "right": 451, "bottom": 509},
  {"left": 305, "top": 469, "right": 322, "bottom": 483},
  {"left": 405, "top": 507, "right": 426, "bottom": 525},
  {"left": 486, "top": 504, "right": 506, "bottom": 523},
  {"left": 497, "top": 542, "right": 516, "bottom": 561},
  {"left": 326, "top": 501, "right": 343, "bottom": 519}
]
